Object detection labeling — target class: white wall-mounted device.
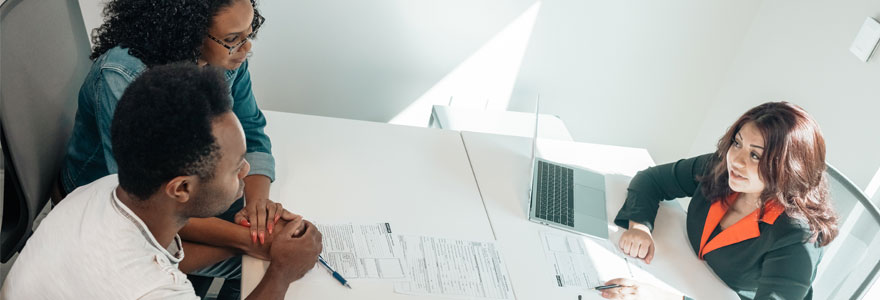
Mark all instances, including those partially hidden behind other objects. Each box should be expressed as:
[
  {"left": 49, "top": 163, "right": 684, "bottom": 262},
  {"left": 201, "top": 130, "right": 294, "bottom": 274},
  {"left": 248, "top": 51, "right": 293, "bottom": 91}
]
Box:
[{"left": 850, "top": 17, "right": 880, "bottom": 62}]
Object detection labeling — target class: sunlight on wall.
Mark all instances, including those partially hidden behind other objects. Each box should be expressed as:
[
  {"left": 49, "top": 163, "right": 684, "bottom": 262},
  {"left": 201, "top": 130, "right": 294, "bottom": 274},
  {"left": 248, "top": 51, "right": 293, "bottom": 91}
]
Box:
[{"left": 389, "top": 2, "right": 541, "bottom": 127}]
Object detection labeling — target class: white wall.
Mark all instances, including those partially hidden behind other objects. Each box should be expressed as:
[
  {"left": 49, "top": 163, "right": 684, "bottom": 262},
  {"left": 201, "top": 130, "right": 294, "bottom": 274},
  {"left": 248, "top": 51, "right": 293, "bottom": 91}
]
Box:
[
  {"left": 78, "top": 0, "right": 763, "bottom": 164},
  {"left": 249, "top": 0, "right": 763, "bottom": 164},
  {"left": 248, "top": 0, "right": 540, "bottom": 122},
  {"left": 689, "top": 0, "right": 880, "bottom": 195},
  {"left": 504, "top": 0, "right": 761, "bottom": 164}
]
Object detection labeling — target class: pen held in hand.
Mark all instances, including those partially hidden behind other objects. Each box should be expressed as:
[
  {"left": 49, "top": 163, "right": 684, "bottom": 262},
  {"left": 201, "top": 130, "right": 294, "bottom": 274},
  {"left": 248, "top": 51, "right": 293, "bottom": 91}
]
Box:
[{"left": 592, "top": 284, "right": 621, "bottom": 291}]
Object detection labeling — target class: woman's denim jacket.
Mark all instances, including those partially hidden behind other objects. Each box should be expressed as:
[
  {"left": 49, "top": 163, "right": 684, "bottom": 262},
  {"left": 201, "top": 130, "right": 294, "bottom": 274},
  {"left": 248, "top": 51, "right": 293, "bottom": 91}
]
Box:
[{"left": 62, "top": 46, "right": 275, "bottom": 192}]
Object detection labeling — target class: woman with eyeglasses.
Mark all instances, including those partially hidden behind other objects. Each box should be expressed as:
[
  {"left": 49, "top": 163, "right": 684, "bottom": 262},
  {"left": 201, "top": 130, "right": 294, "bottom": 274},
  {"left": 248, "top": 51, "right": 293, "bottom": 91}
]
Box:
[{"left": 61, "top": 0, "right": 294, "bottom": 297}]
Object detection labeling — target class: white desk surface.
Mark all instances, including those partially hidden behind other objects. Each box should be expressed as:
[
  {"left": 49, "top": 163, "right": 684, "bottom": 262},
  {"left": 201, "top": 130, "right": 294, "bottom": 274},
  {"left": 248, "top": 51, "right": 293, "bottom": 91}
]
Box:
[
  {"left": 459, "top": 131, "right": 739, "bottom": 300},
  {"left": 430, "top": 105, "right": 574, "bottom": 141},
  {"left": 242, "top": 111, "right": 495, "bottom": 299}
]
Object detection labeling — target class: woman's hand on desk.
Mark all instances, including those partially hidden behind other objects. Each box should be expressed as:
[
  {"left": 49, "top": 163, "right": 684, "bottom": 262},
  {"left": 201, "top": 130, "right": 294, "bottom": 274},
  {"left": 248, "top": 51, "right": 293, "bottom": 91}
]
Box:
[
  {"left": 239, "top": 175, "right": 280, "bottom": 245},
  {"left": 236, "top": 199, "right": 304, "bottom": 243},
  {"left": 599, "top": 278, "right": 681, "bottom": 300},
  {"left": 619, "top": 221, "right": 655, "bottom": 264},
  {"left": 237, "top": 197, "right": 276, "bottom": 244},
  {"left": 236, "top": 207, "right": 305, "bottom": 260}
]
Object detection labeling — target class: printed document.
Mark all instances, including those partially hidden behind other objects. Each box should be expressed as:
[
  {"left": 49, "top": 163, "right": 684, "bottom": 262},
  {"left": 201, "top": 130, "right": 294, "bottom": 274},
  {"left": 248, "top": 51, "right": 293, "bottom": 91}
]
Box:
[
  {"left": 539, "top": 231, "right": 680, "bottom": 294},
  {"left": 316, "top": 223, "right": 406, "bottom": 279},
  {"left": 393, "top": 236, "right": 515, "bottom": 300},
  {"left": 540, "top": 231, "right": 632, "bottom": 287}
]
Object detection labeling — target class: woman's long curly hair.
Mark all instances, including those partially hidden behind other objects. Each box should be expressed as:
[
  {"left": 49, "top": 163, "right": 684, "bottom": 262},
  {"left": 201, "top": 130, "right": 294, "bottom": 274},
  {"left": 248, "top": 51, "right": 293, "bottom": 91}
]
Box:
[
  {"left": 700, "top": 102, "right": 838, "bottom": 246},
  {"left": 90, "top": 0, "right": 265, "bottom": 67}
]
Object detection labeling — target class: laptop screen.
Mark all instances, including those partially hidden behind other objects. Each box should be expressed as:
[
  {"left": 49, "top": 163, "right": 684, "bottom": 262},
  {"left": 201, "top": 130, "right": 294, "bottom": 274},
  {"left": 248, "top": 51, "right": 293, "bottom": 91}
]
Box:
[{"left": 527, "top": 95, "right": 540, "bottom": 197}]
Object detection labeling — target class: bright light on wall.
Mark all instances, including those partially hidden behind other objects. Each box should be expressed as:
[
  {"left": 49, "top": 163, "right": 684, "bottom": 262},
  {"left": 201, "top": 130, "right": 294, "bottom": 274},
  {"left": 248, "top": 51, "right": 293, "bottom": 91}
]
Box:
[{"left": 390, "top": 2, "right": 542, "bottom": 126}]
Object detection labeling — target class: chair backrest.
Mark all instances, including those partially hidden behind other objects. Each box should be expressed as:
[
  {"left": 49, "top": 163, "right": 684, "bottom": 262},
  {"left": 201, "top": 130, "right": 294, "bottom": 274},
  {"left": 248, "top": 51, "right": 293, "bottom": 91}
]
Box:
[
  {"left": 813, "top": 164, "right": 880, "bottom": 299},
  {"left": 0, "top": 0, "right": 92, "bottom": 263}
]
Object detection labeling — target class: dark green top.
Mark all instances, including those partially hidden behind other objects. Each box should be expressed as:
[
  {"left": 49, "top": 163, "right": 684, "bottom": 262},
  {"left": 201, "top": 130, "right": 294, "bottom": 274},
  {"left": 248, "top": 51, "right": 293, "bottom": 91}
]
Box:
[{"left": 614, "top": 154, "right": 823, "bottom": 300}]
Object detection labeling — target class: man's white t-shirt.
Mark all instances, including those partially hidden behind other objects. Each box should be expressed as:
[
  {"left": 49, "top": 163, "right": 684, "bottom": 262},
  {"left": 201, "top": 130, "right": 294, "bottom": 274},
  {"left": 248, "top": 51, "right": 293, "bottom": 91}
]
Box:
[{"left": 1, "top": 175, "right": 198, "bottom": 299}]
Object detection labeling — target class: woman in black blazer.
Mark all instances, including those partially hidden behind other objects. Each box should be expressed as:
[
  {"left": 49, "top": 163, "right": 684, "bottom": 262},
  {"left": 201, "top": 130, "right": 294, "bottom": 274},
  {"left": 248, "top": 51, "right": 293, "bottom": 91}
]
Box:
[{"left": 603, "top": 102, "right": 837, "bottom": 300}]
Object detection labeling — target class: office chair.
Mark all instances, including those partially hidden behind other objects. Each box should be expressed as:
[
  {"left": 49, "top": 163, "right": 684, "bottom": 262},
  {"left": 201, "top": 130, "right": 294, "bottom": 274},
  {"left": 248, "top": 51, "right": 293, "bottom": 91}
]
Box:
[
  {"left": 0, "top": 0, "right": 91, "bottom": 263},
  {"left": 812, "top": 164, "right": 880, "bottom": 299}
]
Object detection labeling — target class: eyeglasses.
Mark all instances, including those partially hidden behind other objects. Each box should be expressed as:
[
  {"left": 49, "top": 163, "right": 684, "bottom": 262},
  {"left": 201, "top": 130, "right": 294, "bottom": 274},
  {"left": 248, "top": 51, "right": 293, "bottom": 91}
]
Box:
[{"left": 207, "top": 33, "right": 254, "bottom": 55}]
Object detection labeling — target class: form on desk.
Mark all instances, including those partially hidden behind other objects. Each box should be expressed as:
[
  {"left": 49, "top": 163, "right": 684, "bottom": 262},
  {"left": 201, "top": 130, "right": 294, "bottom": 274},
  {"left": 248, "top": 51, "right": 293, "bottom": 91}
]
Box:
[
  {"left": 394, "top": 236, "right": 515, "bottom": 300},
  {"left": 318, "top": 223, "right": 516, "bottom": 299},
  {"left": 540, "top": 231, "right": 681, "bottom": 295},
  {"left": 317, "top": 223, "right": 406, "bottom": 279}
]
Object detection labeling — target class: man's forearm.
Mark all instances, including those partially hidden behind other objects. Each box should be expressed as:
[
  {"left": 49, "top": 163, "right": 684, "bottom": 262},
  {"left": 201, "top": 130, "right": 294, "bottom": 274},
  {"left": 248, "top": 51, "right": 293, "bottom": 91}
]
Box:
[
  {"left": 179, "top": 217, "right": 250, "bottom": 252},
  {"left": 244, "top": 264, "right": 291, "bottom": 300},
  {"left": 179, "top": 241, "right": 238, "bottom": 273}
]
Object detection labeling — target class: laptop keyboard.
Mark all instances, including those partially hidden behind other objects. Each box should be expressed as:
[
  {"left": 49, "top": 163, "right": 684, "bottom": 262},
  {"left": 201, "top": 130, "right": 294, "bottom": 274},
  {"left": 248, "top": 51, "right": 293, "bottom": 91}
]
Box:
[{"left": 535, "top": 160, "right": 575, "bottom": 227}]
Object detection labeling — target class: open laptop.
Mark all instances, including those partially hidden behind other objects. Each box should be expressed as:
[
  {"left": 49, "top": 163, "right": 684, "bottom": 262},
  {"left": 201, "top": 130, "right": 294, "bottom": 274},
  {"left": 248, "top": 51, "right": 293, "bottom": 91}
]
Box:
[{"left": 527, "top": 97, "right": 609, "bottom": 239}]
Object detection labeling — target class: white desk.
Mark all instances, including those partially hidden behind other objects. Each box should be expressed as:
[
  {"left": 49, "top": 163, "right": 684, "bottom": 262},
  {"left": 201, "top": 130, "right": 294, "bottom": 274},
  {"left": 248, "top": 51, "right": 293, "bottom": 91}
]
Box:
[
  {"left": 459, "top": 131, "right": 739, "bottom": 300},
  {"left": 241, "top": 111, "right": 738, "bottom": 299},
  {"left": 242, "top": 111, "right": 495, "bottom": 299}
]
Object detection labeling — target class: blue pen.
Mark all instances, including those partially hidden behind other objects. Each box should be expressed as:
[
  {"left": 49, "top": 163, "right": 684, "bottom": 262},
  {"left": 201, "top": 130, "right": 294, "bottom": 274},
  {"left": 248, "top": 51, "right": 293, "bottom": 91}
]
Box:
[{"left": 317, "top": 255, "right": 352, "bottom": 289}]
